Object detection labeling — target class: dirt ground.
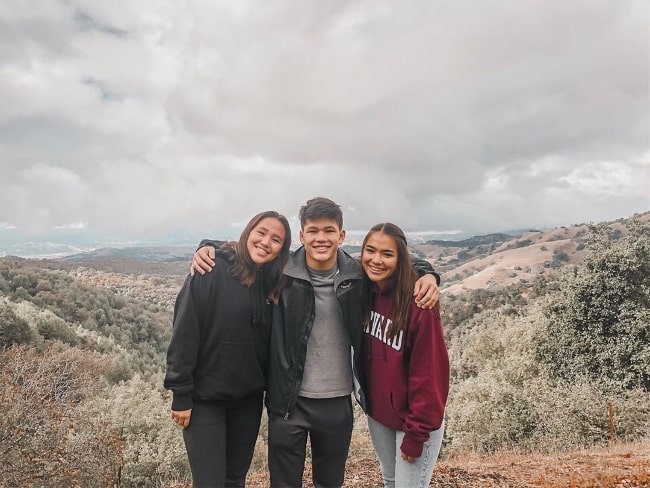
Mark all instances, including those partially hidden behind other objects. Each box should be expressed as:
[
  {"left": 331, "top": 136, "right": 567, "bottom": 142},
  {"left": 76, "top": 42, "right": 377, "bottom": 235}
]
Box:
[{"left": 244, "top": 440, "right": 650, "bottom": 487}]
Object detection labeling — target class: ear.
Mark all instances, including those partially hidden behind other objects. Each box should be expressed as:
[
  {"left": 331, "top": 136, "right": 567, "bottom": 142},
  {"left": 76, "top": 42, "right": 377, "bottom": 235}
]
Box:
[
  {"left": 339, "top": 229, "right": 346, "bottom": 244},
  {"left": 299, "top": 229, "right": 305, "bottom": 244}
]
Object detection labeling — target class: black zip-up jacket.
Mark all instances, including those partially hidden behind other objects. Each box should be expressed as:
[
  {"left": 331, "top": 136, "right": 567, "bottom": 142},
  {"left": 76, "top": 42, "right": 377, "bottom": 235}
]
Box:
[
  {"left": 164, "top": 253, "right": 271, "bottom": 411},
  {"left": 265, "top": 247, "right": 366, "bottom": 418}
]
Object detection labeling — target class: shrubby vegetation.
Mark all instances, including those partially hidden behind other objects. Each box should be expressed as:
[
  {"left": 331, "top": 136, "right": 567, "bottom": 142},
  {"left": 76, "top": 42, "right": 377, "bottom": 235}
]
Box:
[
  {"left": 0, "top": 258, "right": 184, "bottom": 486},
  {"left": 0, "top": 258, "right": 171, "bottom": 377},
  {"left": 445, "top": 304, "right": 650, "bottom": 454},
  {"left": 90, "top": 375, "right": 190, "bottom": 487},
  {"left": 0, "top": 298, "right": 34, "bottom": 347},
  {"left": 536, "top": 220, "right": 650, "bottom": 390},
  {"left": 0, "top": 345, "right": 123, "bottom": 487},
  {"left": 445, "top": 218, "right": 650, "bottom": 454},
  {"left": 441, "top": 274, "right": 558, "bottom": 330}
]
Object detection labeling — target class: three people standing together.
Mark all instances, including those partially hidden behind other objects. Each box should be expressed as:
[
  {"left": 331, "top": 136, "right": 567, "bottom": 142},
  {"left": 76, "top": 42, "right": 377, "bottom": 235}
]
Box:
[{"left": 164, "top": 197, "right": 449, "bottom": 488}]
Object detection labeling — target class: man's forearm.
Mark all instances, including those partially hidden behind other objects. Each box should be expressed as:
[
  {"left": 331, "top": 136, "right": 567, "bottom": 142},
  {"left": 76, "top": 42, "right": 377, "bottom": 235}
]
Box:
[
  {"left": 197, "top": 239, "right": 224, "bottom": 251},
  {"left": 412, "top": 256, "right": 441, "bottom": 285}
]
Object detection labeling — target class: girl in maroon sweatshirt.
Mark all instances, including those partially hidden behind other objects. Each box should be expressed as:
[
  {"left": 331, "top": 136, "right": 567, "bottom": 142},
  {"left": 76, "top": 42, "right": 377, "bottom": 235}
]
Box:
[{"left": 361, "top": 222, "right": 450, "bottom": 488}]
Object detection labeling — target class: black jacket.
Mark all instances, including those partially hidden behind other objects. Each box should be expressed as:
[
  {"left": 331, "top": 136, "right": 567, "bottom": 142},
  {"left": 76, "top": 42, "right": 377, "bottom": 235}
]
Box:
[
  {"left": 265, "top": 247, "right": 366, "bottom": 418},
  {"left": 163, "top": 253, "right": 272, "bottom": 410}
]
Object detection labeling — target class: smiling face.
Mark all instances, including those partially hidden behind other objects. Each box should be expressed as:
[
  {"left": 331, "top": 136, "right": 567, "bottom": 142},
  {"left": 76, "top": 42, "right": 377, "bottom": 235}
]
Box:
[
  {"left": 299, "top": 218, "right": 345, "bottom": 270},
  {"left": 246, "top": 217, "right": 287, "bottom": 266},
  {"left": 361, "top": 231, "right": 399, "bottom": 289}
]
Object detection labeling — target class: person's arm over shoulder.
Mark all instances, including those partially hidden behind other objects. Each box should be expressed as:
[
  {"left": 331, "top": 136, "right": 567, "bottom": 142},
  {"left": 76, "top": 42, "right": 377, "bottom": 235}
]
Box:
[
  {"left": 197, "top": 239, "right": 224, "bottom": 250},
  {"left": 191, "top": 239, "right": 227, "bottom": 275},
  {"left": 400, "top": 305, "right": 450, "bottom": 459},
  {"left": 411, "top": 256, "right": 440, "bottom": 285},
  {"left": 411, "top": 256, "right": 440, "bottom": 308}
]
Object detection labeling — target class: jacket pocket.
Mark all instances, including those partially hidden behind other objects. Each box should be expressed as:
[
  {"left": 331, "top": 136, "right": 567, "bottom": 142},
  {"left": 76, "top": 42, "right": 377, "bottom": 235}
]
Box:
[{"left": 195, "top": 342, "right": 266, "bottom": 401}]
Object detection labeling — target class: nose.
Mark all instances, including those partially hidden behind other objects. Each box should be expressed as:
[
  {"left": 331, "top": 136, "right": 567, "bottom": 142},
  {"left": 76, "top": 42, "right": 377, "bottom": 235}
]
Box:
[
  {"left": 260, "top": 235, "right": 272, "bottom": 247},
  {"left": 371, "top": 253, "right": 382, "bottom": 264}
]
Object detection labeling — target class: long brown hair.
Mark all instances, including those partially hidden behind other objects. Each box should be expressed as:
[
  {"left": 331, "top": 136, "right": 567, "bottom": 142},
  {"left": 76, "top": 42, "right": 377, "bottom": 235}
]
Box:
[
  {"left": 361, "top": 223, "right": 417, "bottom": 340},
  {"left": 228, "top": 210, "right": 291, "bottom": 302}
]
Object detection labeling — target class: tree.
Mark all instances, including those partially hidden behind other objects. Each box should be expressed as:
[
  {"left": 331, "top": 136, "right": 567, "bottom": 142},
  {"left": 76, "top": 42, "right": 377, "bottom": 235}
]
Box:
[
  {"left": 536, "top": 219, "right": 650, "bottom": 390},
  {"left": 0, "top": 300, "right": 34, "bottom": 347}
]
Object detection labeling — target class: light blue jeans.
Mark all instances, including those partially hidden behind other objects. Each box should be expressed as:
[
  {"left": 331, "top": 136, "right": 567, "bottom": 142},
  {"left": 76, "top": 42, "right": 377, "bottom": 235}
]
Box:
[{"left": 367, "top": 416, "right": 445, "bottom": 488}]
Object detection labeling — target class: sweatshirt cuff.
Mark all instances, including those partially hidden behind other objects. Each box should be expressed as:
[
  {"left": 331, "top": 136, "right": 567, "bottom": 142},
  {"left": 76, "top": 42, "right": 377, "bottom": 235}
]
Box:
[
  {"left": 171, "top": 392, "right": 193, "bottom": 411},
  {"left": 400, "top": 433, "right": 426, "bottom": 459}
]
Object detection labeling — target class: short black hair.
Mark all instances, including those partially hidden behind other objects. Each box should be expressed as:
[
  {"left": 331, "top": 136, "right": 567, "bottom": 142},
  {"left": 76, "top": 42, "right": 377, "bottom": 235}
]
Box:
[{"left": 299, "top": 197, "right": 343, "bottom": 229}]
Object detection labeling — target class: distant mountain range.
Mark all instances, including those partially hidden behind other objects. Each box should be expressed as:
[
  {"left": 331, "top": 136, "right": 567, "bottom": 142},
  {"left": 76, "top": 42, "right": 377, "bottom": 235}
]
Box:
[
  {"left": 3, "top": 213, "right": 647, "bottom": 270},
  {"left": 424, "top": 233, "right": 514, "bottom": 248},
  {"left": 60, "top": 245, "right": 197, "bottom": 263}
]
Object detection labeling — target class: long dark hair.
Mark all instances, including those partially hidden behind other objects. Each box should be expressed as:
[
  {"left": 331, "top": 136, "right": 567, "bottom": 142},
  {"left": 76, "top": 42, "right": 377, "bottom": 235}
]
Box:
[
  {"left": 361, "top": 222, "right": 417, "bottom": 340},
  {"left": 227, "top": 210, "right": 291, "bottom": 302}
]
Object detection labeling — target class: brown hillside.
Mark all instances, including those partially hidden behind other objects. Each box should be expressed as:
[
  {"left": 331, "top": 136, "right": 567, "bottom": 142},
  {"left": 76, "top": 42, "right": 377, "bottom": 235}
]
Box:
[
  {"left": 414, "top": 212, "right": 649, "bottom": 296},
  {"left": 69, "top": 267, "right": 184, "bottom": 310}
]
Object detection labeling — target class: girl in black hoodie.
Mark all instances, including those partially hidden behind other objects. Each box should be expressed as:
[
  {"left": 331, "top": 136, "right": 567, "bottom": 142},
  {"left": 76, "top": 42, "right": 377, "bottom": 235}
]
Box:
[{"left": 164, "top": 211, "right": 291, "bottom": 488}]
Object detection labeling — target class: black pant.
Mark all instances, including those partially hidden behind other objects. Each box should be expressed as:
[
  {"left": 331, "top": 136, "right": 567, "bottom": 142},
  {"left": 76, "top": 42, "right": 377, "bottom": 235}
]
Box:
[
  {"left": 183, "top": 393, "right": 264, "bottom": 488},
  {"left": 268, "top": 395, "right": 353, "bottom": 488}
]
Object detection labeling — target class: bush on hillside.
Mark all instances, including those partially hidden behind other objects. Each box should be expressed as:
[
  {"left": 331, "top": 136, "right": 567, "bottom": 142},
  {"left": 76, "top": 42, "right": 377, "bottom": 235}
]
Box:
[
  {"left": 0, "top": 299, "right": 35, "bottom": 347},
  {"left": 445, "top": 304, "right": 650, "bottom": 454},
  {"left": 529, "top": 377, "right": 650, "bottom": 450},
  {"left": 90, "top": 375, "right": 190, "bottom": 488},
  {"left": 445, "top": 308, "right": 543, "bottom": 453},
  {"left": 0, "top": 345, "right": 123, "bottom": 487},
  {"left": 11, "top": 300, "right": 80, "bottom": 346},
  {"left": 535, "top": 219, "right": 650, "bottom": 390}
]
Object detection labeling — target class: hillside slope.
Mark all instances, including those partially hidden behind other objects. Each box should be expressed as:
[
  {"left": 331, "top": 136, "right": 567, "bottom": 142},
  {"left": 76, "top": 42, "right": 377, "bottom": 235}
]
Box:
[{"left": 414, "top": 211, "right": 649, "bottom": 295}]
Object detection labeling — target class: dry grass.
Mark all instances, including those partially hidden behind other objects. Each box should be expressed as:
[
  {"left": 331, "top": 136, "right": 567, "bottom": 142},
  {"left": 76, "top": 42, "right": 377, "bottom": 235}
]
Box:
[
  {"left": 445, "top": 441, "right": 650, "bottom": 488},
  {"left": 240, "top": 436, "right": 650, "bottom": 488}
]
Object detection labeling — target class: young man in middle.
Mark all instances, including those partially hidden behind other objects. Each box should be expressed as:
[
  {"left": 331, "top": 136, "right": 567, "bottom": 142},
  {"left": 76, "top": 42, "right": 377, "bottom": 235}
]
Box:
[{"left": 191, "top": 197, "right": 440, "bottom": 488}]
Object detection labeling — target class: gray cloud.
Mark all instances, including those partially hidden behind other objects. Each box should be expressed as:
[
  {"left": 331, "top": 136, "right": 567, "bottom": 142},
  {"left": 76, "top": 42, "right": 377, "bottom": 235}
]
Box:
[{"left": 0, "top": 0, "right": 647, "bottom": 247}]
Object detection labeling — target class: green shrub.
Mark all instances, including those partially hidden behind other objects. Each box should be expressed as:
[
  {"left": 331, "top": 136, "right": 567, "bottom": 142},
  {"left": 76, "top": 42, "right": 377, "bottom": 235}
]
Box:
[
  {"left": 90, "top": 375, "right": 190, "bottom": 487},
  {"left": 0, "top": 300, "right": 35, "bottom": 347},
  {"left": 535, "top": 220, "right": 650, "bottom": 390}
]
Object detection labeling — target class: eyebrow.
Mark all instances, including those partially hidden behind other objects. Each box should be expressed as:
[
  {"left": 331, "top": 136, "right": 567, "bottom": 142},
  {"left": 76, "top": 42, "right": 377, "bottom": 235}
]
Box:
[
  {"left": 364, "top": 244, "right": 395, "bottom": 254},
  {"left": 305, "top": 225, "right": 337, "bottom": 231},
  {"left": 258, "top": 226, "right": 284, "bottom": 238}
]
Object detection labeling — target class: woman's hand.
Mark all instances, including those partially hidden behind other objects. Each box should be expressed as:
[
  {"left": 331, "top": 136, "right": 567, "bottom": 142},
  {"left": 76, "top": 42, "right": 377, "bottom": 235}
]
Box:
[
  {"left": 171, "top": 409, "right": 192, "bottom": 429},
  {"left": 190, "top": 246, "right": 215, "bottom": 276},
  {"left": 400, "top": 451, "right": 418, "bottom": 463},
  {"left": 413, "top": 274, "right": 439, "bottom": 309}
]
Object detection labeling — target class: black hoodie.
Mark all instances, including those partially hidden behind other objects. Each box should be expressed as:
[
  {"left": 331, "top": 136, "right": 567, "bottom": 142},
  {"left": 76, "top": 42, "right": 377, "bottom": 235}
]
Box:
[{"left": 164, "top": 253, "right": 272, "bottom": 410}]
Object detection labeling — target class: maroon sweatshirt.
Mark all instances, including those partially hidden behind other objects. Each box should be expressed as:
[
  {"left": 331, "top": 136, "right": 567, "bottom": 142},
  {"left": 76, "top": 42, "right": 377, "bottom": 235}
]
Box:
[{"left": 363, "top": 282, "right": 450, "bottom": 458}]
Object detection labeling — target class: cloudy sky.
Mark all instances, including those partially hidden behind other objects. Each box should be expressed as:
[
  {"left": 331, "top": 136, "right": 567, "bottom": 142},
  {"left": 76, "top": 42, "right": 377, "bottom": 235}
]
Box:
[{"left": 1, "top": 0, "right": 648, "bottom": 251}]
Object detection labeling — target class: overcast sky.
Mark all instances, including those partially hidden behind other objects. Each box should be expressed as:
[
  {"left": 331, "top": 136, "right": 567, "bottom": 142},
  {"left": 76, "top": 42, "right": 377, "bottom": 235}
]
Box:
[{"left": 1, "top": 0, "right": 648, "bottom": 248}]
